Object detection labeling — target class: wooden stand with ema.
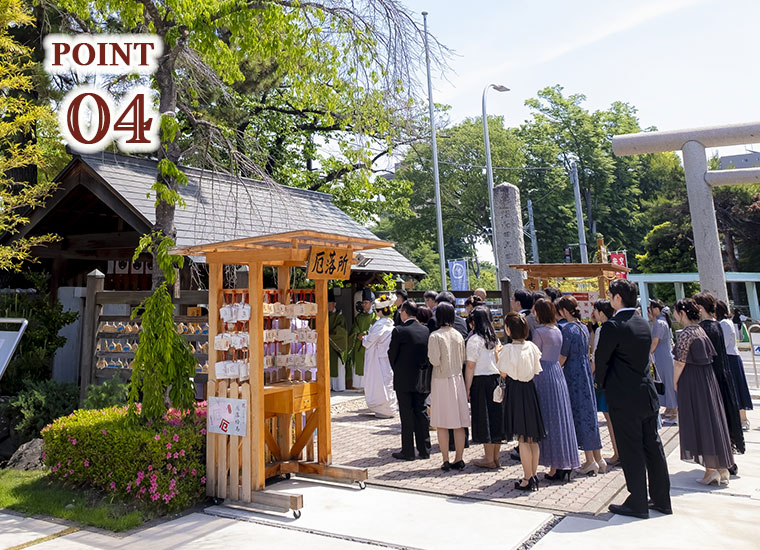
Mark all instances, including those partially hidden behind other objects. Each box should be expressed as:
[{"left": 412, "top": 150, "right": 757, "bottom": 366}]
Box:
[{"left": 173, "top": 231, "right": 390, "bottom": 518}]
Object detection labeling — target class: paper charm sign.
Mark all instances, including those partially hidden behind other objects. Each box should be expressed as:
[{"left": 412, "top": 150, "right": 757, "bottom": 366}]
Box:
[
  {"left": 306, "top": 246, "right": 352, "bottom": 280},
  {"left": 208, "top": 397, "right": 247, "bottom": 437}
]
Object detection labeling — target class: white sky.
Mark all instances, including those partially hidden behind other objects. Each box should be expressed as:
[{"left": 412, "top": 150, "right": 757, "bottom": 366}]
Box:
[{"left": 398, "top": 0, "right": 760, "bottom": 261}]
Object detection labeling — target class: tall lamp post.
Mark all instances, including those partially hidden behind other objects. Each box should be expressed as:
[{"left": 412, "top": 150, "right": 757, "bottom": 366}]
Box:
[{"left": 482, "top": 84, "right": 510, "bottom": 273}]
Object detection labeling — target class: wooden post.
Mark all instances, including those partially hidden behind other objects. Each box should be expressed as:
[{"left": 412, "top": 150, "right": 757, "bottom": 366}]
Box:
[
  {"left": 79, "top": 269, "right": 104, "bottom": 402},
  {"left": 500, "top": 277, "right": 513, "bottom": 315},
  {"left": 206, "top": 263, "right": 222, "bottom": 497},
  {"left": 276, "top": 266, "right": 293, "bottom": 459},
  {"left": 315, "top": 278, "right": 331, "bottom": 464},
  {"left": 249, "top": 261, "right": 266, "bottom": 491}
]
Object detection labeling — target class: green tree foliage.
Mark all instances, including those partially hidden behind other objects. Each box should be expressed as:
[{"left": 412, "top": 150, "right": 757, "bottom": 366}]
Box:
[
  {"left": 0, "top": 0, "right": 60, "bottom": 270},
  {"left": 127, "top": 234, "right": 196, "bottom": 421},
  {"left": 520, "top": 86, "right": 682, "bottom": 265},
  {"left": 6, "top": 379, "right": 78, "bottom": 443},
  {"left": 375, "top": 115, "right": 524, "bottom": 268}
]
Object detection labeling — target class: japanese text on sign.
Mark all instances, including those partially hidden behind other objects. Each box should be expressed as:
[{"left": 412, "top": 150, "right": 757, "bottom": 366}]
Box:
[
  {"left": 307, "top": 246, "right": 352, "bottom": 280},
  {"left": 610, "top": 252, "right": 628, "bottom": 279},
  {"left": 207, "top": 397, "right": 247, "bottom": 437}
]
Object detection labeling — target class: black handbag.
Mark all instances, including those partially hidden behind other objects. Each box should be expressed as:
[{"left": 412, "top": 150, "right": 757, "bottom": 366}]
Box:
[
  {"left": 416, "top": 363, "right": 432, "bottom": 394},
  {"left": 650, "top": 363, "right": 665, "bottom": 396}
]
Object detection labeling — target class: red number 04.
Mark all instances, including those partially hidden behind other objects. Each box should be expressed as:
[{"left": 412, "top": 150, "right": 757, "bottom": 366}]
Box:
[
  {"left": 66, "top": 93, "right": 110, "bottom": 144},
  {"left": 113, "top": 93, "right": 153, "bottom": 144}
]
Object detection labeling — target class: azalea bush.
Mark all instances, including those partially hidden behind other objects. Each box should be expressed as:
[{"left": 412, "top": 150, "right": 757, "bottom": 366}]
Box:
[{"left": 42, "top": 402, "right": 207, "bottom": 513}]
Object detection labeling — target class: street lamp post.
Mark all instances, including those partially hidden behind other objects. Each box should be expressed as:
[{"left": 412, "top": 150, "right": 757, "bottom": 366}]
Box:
[{"left": 482, "top": 84, "right": 510, "bottom": 274}]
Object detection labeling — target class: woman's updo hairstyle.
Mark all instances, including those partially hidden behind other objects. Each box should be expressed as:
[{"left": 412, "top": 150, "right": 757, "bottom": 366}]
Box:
[
  {"left": 693, "top": 292, "right": 716, "bottom": 315},
  {"left": 675, "top": 298, "right": 701, "bottom": 322},
  {"left": 557, "top": 295, "right": 582, "bottom": 320}
]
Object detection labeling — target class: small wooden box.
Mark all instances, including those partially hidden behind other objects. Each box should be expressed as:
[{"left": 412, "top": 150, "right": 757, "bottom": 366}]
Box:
[{"left": 187, "top": 306, "right": 203, "bottom": 317}]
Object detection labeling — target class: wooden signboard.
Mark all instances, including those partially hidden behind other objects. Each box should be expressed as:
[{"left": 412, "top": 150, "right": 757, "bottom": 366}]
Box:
[{"left": 306, "top": 247, "right": 352, "bottom": 280}]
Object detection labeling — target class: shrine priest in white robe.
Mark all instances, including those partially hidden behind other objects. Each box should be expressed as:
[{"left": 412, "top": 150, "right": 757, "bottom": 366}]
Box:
[{"left": 362, "top": 294, "right": 398, "bottom": 418}]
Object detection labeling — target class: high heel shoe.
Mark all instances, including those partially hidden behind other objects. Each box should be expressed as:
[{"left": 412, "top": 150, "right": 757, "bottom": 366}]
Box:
[
  {"left": 696, "top": 470, "right": 721, "bottom": 486},
  {"left": 514, "top": 478, "right": 532, "bottom": 491},
  {"left": 597, "top": 458, "right": 608, "bottom": 474},
  {"left": 531, "top": 475, "right": 540, "bottom": 491},
  {"left": 576, "top": 461, "right": 599, "bottom": 477},
  {"left": 451, "top": 460, "right": 465, "bottom": 471},
  {"left": 718, "top": 469, "right": 730, "bottom": 486},
  {"left": 543, "top": 469, "right": 571, "bottom": 481}
]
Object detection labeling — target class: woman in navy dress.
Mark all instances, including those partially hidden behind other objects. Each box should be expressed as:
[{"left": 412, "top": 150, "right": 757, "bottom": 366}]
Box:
[
  {"left": 557, "top": 296, "right": 604, "bottom": 476},
  {"left": 532, "top": 299, "right": 580, "bottom": 481},
  {"left": 716, "top": 300, "right": 753, "bottom": 430}
]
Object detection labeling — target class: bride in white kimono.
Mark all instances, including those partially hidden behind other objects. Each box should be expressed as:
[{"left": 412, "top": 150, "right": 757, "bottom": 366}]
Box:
[{"left": 362, "top": 295, "right": 398, "bottom": 418}]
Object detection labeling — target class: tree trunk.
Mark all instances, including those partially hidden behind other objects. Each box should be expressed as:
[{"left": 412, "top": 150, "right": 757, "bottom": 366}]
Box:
[{"left": 153, "top": 50, "right": 179, "bottom": 290}]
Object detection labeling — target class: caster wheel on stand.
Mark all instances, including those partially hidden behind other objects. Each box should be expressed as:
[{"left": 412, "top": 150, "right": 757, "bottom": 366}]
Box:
[
  {"left": 357, "top": 481, "right": 366, "bottom": 490},
  {"left": 293, "top": 510, "right": 302, "bottom": 519},
  {"left": 284, "top": 473, "right": 291, "bottom": 480}
]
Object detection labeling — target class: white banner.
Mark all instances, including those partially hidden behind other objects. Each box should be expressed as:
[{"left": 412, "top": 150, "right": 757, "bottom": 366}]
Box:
[{"left": 207, "top": 396, "right": 247, "bottom": 437}]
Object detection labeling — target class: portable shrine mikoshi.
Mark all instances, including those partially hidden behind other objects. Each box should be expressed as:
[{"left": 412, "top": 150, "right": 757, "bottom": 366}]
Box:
[
  {"left": 509, "top": 263, "right": 631, "bottom": 318},
  {"left": 509, "top": 262, "right": 631, "bottom": 297},
  {"left": 174, "top": 231, "right": 392, "bottom": 517}
]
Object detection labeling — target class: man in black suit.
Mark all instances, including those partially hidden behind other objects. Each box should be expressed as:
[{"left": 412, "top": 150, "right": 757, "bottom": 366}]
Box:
[
  {"left": 595, "top": 279, "right": 671, "bottom": 519},
  {"left": 393, "top": 289, "right": 408, "bottom": 326},
  {"left": 388, "top": 300, "right": 431, "bottom": 460}
]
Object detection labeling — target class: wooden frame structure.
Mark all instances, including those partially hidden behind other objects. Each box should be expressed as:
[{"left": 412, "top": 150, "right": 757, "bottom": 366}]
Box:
[
  {"left": 509, "top": 263, "right": 631, "bottom": 297},
  {"left": 174, "top": 231, "right": 391, "bottom": 516}
]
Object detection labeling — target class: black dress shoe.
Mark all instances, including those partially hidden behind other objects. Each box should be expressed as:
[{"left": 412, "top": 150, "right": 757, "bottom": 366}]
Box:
[
  {"left": 510, "top": 450, "right": 521, "bottom": 461},
  {"left": 728, "top": 463, "right": 738, "bottom": 476},
  {"left": 417, "top": 452, "right": 430, "bottom": 459},
  {"left": 647, "top": 501, "right": 673, "bottom": 515},
  {"left": 391, "top": 451, "right": 415, "bottom": 461},
  {"left": 609, "top": 504, "right": 648, "bottom": 519},
  {"left": 441, "top": 461, "right": 452, "bottom": 471},
  {"left": 451, "top": 460, "right": 465, "bottom": 471}
]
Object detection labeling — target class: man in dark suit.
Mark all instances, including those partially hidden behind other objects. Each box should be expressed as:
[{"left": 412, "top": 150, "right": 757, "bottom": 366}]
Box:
[
  {"left": 595, "top": 279, "right": 671, "bottom": 519},
  {"left": 388, "top": 300, "right": 431, "bottom": 460},
  {"left": 393, "top": 289, "right": 408, "bottom": 326}
]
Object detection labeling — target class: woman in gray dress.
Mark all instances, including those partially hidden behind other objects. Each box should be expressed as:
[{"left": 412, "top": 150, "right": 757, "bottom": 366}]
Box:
[{"left": 648, "top": 299, "right": 677, "bottom": 420}]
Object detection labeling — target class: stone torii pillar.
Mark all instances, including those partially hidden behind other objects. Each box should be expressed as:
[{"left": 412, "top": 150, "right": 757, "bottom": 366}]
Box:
[{"left": 612, "top": 121, "right": 760, "bottom": 304}]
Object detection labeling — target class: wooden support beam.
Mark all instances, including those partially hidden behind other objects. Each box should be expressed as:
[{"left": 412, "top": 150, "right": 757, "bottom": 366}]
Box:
[
  {"left": 248, "top": 260, "right": 266, "bottom": 491},
  {"left": 216, "top": 379, "right": 229, "bottom": 499},
  {"left": 228, "top": 380, "right": 240, "bottom": 500},
  {"left": 264, "top": 427, "right": 281, "bottom": 461},
  {"left": 240, "top": 381, "right": 252, "bottom": 503},
  {"left": 315, "top": 279, "right": 332, "bottom": 464},
  {"left": 297, "top": 461, "right": 368, "bottom": 482},
  {"left": 289, "top": 412, "right": 319, "bottom": 459}
]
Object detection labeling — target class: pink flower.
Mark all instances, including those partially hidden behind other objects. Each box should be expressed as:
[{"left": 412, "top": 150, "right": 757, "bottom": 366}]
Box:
[
  {"left": 173, "top": 452, "right": 179, "bottom": 459},
  {"left": 200, "top": 429, "right": 207, "bottom": 435},
  {"left": 200, "top": 476, "right": 206, "bottom": 484},
  {"left": 83, "top": 459, "right": 90, "bottom": 467},
  {"left": 71, "top": 439, "right": 77, "bottom": 445},
  {"left": 179, "top": 450, "right": 185, "bottom": 457},
  {"left": 101, "top": 429, "right": 107, "bottom": 435},
  {"left": 167, "top": 452, "right": 172, "bottom": 459},
  {"left": 110, "top": 481, "right": 116, "bottom": 490},
  {"left": 41, "top": 452, "right": 46, "bottom": 460},
  {"left": 148, "top": 465, "right": 153, "bottom": 471},
  {"left": 154, "top": 434, "right": 161, "bottom": 441},
  {"left": 172, "top": 434, "right": 179, "bottom": 442},
  {"left": 126, "top": 483, "right": 132, "bottom": 493},
  {"left": 191, "top": 468, "right": 197, "bottom": 476},
  {"left": 151, "top": 493, "right": 160, "bottom": 501}
]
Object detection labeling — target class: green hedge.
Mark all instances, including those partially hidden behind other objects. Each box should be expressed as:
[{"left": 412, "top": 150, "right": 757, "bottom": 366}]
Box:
[{"left": 42, "top": 403, "right": 207, "bottom": 513}]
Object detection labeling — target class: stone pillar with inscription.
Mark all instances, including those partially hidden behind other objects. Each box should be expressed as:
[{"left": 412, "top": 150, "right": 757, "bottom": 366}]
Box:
[{"left": 493, "top": 183, "right": 526, "bottom": 291}]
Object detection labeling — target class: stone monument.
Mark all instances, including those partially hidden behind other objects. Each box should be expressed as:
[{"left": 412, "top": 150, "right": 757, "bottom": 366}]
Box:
[{"left": 493, "top": 183, "right": 526, "bottom": 291}]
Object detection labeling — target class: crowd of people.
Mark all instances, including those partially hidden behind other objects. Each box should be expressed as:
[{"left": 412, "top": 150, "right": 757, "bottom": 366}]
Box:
[{"left": 326, "top": 280, "right": 753, "bottom": 517}]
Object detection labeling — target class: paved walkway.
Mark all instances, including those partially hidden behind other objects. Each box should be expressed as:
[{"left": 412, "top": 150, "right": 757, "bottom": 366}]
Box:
[
  {"left": 1, "top": 349, "right": 757, "bottom": 549},
  {"left": 329, "top": 392, "right": 678, "bottom": 515}
]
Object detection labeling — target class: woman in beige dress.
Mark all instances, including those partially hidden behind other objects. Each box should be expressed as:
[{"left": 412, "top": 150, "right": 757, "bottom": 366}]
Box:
[{"left": 428, "top": 302, "right": 470, "bottom": 471}]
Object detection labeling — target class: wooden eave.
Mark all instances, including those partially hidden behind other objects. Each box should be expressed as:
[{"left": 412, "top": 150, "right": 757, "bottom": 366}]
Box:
[{"left": 509, "top": 263, "right": 632, "bottom": 279}]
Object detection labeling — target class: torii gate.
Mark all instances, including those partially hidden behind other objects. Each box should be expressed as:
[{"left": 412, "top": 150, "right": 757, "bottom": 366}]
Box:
[{"left": 612, "top": 122, "right": 760, "bottom": 304}]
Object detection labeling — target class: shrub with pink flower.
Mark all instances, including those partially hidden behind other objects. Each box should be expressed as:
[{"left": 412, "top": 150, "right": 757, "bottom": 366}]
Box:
[{"left": 42, "top": 403, "right": 206, "bottom": 513}]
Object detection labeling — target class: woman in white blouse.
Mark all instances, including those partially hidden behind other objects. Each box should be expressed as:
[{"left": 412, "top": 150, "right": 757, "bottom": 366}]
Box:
[
  {"left": 464, "top": 306, "right": 504, "bottom": 469},
  {"left": 497, "top": 312, "right": 546, "bottom": 492}
]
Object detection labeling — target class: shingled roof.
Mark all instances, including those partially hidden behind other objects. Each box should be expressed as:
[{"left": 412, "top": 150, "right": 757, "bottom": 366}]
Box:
[{"left": 67, "top": 151, "right": 425, "bottom": 276}]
